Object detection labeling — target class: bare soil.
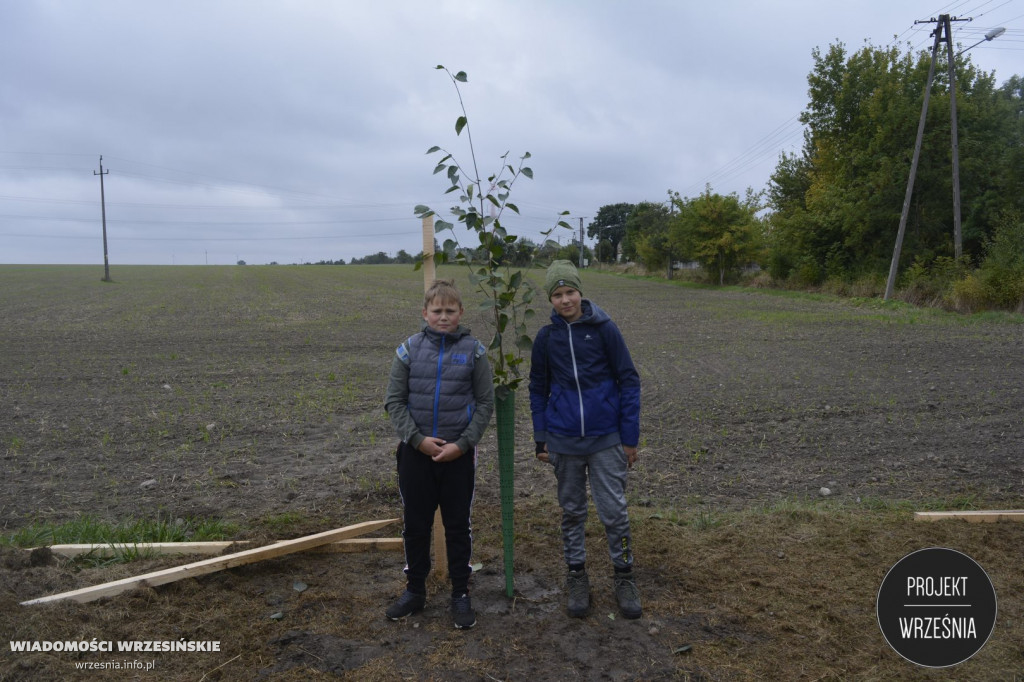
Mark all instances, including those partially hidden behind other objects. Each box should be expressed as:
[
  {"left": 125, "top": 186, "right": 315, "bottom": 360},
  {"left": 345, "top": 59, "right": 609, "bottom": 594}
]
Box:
[{"left": 1, "top": 265, "right": 1022, "bottom": 681}]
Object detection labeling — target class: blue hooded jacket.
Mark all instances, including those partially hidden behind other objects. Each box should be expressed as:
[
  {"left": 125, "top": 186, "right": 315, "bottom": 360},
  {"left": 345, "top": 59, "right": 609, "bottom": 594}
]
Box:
[{"left": 529, "top": 300, "right": 641, "bottom": 454}]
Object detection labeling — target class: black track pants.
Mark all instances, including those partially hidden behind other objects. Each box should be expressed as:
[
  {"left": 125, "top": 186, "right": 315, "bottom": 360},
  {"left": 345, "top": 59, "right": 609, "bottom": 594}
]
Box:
[{"left": 396, "top": 441, "right": 476, "bottom": 595}]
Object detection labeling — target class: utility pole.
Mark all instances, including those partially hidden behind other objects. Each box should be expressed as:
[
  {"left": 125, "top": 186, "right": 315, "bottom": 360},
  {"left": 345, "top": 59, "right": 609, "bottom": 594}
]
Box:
[
  {"left": 885, "top": 14, "right": 969, "bottom": 300},
  {"left": 944, "top": 14, "right": 963, "bottom": 260},
  {"left": 578, "top": 217, "right": 587, "bottom": 269},
  {"left": 95, "top": 156, "right": 111, "bottom": 282}
]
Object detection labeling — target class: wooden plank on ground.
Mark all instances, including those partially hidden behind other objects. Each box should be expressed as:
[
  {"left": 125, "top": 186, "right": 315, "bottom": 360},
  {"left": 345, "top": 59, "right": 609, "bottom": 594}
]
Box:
[
  {"left": 313, "top": 537, "right": 403, "bottom": 553},
  {"left": 914, "top": 510, "right": 1024, "bottom": 523},
  {"left": 42, "top": 542, "right": 251, "bottom": 558},
  {"left": 39, "top": 536, "right": 402, "bottom": 558},
  {"left": 20, "top": 518, "right": 397, "bottom": 606}
]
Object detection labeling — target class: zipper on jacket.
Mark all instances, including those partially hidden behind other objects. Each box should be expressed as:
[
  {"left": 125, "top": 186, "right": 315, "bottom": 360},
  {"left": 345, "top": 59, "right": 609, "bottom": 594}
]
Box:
[
  {"left": 565, "top": 321, "right": 586, "bottom": 437},
  {"left": 432, "top": 335, "right": 445, "bottom": 437}
]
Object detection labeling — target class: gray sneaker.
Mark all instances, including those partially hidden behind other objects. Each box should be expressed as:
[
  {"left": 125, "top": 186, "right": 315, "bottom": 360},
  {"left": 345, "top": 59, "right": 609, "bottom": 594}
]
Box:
[
  {"left": 613, "top": 571, "right": 642, "bottom": 619},
  {"left": 566, "top": 569, "right": 590, "bottom": 617}
]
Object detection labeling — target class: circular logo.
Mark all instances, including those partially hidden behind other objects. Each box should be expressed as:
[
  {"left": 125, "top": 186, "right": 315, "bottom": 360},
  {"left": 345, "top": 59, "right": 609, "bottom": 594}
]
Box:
[{"left": 876, "top": 547, "right": 997, "bottom": 667}]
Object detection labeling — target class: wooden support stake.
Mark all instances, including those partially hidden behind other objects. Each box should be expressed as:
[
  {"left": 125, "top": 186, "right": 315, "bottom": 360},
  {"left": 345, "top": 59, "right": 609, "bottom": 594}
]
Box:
[
  {"left": 422, "top": 214, "right": 436, "bottom": 285},
  {"left": 421, "top": 212, "right": 448, "bottom": 584},
  {"left": 914, "top": 510, "right": 1024, "bottom": 523},
  {"left": 21, "top": 518, "right": 397, "bottom": 606}
]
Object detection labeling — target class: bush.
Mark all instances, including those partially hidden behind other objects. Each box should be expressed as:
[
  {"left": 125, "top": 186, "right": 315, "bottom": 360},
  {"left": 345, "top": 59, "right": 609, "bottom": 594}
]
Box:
[
  {"left": 792, "top": 257, "right": 823, "bottom": 287},
  {"left": 973, "top": 212, "right": 1024, "bottom": 311},
  {"left": 900, "top": 256, "right": 970, "bottom": 308},
  {"left": 947, "top": 274, "right": 988, "bottom": 314}
]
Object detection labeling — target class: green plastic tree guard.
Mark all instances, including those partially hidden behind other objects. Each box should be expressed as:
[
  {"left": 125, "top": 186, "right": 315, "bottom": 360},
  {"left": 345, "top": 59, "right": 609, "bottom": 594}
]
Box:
[{"left": 495, "top": 392, "right": 516, "bottom": 597}]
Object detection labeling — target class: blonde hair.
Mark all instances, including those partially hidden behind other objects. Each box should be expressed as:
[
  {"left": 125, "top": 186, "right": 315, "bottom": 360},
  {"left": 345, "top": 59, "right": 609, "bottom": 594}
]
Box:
[{"left": 423, "top": 279, "right": 463, "bottom": 308}]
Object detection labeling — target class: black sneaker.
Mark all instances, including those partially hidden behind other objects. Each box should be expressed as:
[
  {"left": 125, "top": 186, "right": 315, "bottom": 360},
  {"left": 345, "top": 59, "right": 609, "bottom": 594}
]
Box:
[
  {"left": 451, "top": 593, "right": 476, "bottom": 630},
  {"left": 385, "top": 589, "right": 426, "bottom": 620},
  {"left": 566, "top": 569, "right": 591, "bottom": 618}
]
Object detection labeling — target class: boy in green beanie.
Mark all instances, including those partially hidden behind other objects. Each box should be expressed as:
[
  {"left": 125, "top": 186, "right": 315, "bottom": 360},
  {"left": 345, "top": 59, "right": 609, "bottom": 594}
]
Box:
[{"left": 529, "top": 260, "right": 643, "bottom": 619}]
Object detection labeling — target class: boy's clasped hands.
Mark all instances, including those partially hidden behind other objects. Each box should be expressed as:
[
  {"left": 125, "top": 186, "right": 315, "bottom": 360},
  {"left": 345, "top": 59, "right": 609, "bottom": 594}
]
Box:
[{"left": 418, "top": 436, "right": 463, "bottom": 462}]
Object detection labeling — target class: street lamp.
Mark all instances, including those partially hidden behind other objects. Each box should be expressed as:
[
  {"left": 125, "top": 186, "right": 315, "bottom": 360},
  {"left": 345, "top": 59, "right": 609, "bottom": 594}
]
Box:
[{"left": 958, "top": 27, "right": 1006, "bottom": 56}]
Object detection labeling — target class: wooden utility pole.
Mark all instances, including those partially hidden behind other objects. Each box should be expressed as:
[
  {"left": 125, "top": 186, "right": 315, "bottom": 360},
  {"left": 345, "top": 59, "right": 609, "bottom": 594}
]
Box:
[
  {"left": 885, "top": 14, "right": 969, "bottom": 300},
  {"left": 95, "top": 156, "right": 111, "bottom": 282}
]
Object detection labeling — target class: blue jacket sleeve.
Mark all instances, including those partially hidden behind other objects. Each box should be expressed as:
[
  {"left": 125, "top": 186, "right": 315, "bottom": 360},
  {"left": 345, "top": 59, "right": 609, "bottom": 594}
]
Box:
[
  {"left": 528, "top": 326, "right": 551, "bottom": 441},
  {"left": 602, "top": 321, "right": 641, "bottom": 447}
]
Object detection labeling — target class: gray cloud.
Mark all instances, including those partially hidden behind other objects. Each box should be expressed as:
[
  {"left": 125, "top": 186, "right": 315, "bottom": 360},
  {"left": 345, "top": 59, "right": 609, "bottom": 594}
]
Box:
[{"left": 2, "top": 0, "right": 1020, "bottom": 264}]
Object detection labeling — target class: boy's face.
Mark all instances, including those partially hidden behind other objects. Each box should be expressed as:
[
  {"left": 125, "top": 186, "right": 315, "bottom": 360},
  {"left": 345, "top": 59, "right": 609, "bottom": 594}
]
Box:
[
  {"left": 550, "top": 285, "right": 582, "bottom": 322},
  {"left": 422, "top": 297, "right": 463, "bottom": 334}
]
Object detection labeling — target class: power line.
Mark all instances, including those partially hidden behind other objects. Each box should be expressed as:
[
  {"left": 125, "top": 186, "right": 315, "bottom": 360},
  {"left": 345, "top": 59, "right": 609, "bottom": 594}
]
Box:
[{"left": 0, "top": 229, "right": 420, "bottom": 242}]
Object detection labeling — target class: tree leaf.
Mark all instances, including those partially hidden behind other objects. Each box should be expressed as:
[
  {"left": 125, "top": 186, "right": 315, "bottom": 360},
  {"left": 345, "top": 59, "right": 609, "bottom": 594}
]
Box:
[
  {"left": 455, "top": 116, "right": 467, "bottom": 136},
  {"left": 454, "top": 71, "right": 468, "bottom": 82},
  {"left": 521, "top": 167, "right": 534, "bottom": 179}
]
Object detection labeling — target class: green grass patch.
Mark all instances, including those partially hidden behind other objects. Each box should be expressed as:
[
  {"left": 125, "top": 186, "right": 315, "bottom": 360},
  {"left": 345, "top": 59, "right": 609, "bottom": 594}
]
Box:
[{"left": 2, "top": 514, "right": 239, "bottom": 549}]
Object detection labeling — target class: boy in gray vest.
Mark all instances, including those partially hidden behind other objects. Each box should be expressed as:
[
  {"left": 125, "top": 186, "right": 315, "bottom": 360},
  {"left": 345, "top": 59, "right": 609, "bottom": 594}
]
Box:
[
  {"left": 529, "top": 260, "right": 643, "bottom": 619},
  {"left": 384, "top": 279, "right": 494, "bottom": 629}
]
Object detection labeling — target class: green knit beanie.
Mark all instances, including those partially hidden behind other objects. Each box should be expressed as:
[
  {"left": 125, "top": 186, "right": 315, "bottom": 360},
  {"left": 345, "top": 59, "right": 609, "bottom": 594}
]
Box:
[{"left": 545, "top": 260, "right": 582, "bottom": 299}]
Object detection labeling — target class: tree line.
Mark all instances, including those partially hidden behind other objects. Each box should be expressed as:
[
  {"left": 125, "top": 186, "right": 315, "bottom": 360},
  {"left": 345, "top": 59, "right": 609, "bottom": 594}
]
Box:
[
  {"left": 584, "top": 40, "right": 1023, "bottom": 311},
  {"left": 329, "top": 40, "right": 1022, "bottom": 310}
]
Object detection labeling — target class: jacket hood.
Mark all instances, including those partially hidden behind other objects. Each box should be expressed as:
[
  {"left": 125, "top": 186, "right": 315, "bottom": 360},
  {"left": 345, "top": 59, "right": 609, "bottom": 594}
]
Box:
[{"left": 549, "top": 299, "right": 610, "bottom": 326}]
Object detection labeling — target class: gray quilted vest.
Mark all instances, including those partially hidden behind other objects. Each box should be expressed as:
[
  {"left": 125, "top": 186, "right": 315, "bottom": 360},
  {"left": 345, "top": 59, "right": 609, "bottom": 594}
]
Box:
[{"left": 397, "top": 328, "right": 485, "bottom": 441}]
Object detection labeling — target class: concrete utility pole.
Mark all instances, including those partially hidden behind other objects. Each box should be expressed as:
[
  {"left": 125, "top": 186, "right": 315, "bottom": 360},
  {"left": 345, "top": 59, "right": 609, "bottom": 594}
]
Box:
[
  {"left": 885, "top": 14, "right": 969, "bottom": 300},
  {"left": 944, "top": 14, "right": 963, "bottom": 261},
  {"left": 578, "top": 217, "right": 587, "bottom": 268},
  {"left": 95, "top": 156, "right": 111, "bottom": 282}
]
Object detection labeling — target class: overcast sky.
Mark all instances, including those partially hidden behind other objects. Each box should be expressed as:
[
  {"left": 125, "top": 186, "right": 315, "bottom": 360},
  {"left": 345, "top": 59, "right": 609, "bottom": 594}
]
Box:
[{"left": 2, "top": 0, "right": 1021, "bottom": 266}]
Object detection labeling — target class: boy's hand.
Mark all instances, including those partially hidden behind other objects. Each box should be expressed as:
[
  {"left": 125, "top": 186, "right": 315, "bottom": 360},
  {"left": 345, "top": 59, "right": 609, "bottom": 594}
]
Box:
[
  {"left": 432, "top": 442, "right": 464, "bottom": 462},
  {"left": 624, "top": 445, "right": 638, "bottom": 468},
  {"left": 535, "top": 442, "right": 549, "bottom": 463},
  {"left": 417, "top": 437, "right": 447, "bottom": 458},
  {"left": 418, "top": 437, "right": 463, "bottom": 462}
]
